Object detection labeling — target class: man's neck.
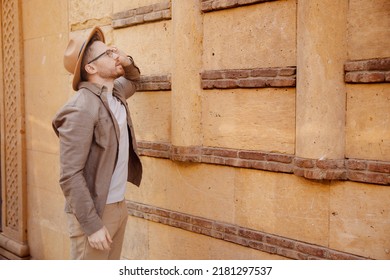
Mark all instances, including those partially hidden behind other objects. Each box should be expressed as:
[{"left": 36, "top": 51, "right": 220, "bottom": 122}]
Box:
[{"left": 88, "top": 76, "right": 114, "bottom": 92}]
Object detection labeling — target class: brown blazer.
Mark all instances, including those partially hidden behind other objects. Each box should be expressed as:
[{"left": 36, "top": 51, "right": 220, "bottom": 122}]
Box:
[{"left": 52, "top": 63, "right": 142, "bottom": 236}]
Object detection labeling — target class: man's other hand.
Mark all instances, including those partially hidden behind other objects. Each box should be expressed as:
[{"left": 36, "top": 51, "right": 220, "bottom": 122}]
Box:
[{"left": 87, "top": 226, "right": 113, "bottom": 251}]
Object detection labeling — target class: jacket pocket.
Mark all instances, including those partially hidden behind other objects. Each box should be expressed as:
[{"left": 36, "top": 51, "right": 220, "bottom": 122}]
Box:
[{"left": 94, "top": 117, "right": 112, "bottom": 148}]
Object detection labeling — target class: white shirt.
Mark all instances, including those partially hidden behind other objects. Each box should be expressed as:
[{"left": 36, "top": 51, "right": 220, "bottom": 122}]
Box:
[{"left": 106, "top": 92, "right": 129, "bottom": 204}]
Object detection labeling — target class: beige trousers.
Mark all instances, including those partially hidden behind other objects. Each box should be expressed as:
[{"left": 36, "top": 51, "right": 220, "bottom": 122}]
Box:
[{"left": 66, "top": 200, "right": 128, "bottom": 260}]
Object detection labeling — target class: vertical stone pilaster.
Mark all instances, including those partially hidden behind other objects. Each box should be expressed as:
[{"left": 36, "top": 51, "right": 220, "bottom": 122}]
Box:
[
  {"left": 171, "top": 0, "right": 203, "bottom": 147},
  {"left": 0, "top": 0, "right": 29, "bottom": 259},
  {"left": 296, "top": 0, "right": 348, "bottom": 160}
]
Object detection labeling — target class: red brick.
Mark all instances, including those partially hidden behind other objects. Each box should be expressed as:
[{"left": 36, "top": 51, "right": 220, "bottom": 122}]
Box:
[
  {"left": 347, "top": 171, "right": 388, "bottom": 185},
  {"left": 251, "top": 68, "right": 278, "bottom": 77},
  {"left": 237, "top": 78, "right": 266, "bottom": 88},
  {"left": 213, "top": 79, "right": 238, "bottom": 89},
  {"left": 347, "top": 171, "right": 367, "bottom": 182},
  {"left": 326, "top": 250, "right": 365, "bottom": 260},
  {"left": 154, "top": 208, "right": 170, "bottom": 218},
  {"left": 224, "top": 234, "right": 248, "bottom": 246},
  {"left": 365, "top": 172, "right": 389, "bottom": 185},
  {"left": 266, "top": 153, "right": 293, "bottom": 164},
  {"left": 242, "top": 160, "right": 256, "bottom": 169},
  {"left": 140, "top": 75, "right": 170, "bottom": 82},
  {"left": 140, "top": 149, "right": 170, "bottom": 159},
  {"left": 192, "top": 217, "right": 213, "bottom": 229},
  {"left": 223, "top": 69, "right": 250, "bottom": 79},
  {"left": 128, "top": 209, "right": 144, "bottom": 219},
  {"left": 238, "top": 228, "right": 265, "bottom": 242},
  {"left": 213, "top": 222, "right": 226, "bottom": 232},
  {"left": 265, "top": 235, "right": 295, "bottom": 249},
  {"left": 201, "top": 1, "right": 213, "bottom": 12},
  {"left": 316, "top": 159, "right": 344, "bottom": 169},
  {"left": 266, "top": 77, "right": 296, "bottom": 87},
  {"left": 136, "top": 5, "right": 154, "bottom": 15},
  {"left": 170, "top": 212, "right": 191, "bottom": 223},
  {"left": 277, "top": 248, "right": 306, "bottom": 260},
  {"left": 162, "top": 9, "right": 171, "bottom": 19},
  {"left": 172, "top": 146, "right": 201, "bottom": 155},
  {"left": 239, "top": 151, "right": 267, "bottom": 160},
  {"left": 361, "top": 72, "right": 385, "bottom": 83},
  {"left": 385, "top": 71, "right": 390, "bottom": 82},
  {"left": 346, "top": 159, "right": 367, "bottom": 170},
  {"left": 201, "top": 155, "right": 225, "bottom": 165},
  {"left": 113, "top": 9, "right": 136, "bottom": 20},
  {"left": 345, "top": 60, "right": 366, "bottom": 72},
  {"left": 172, "top": 154, "right": 201, "bottom": 162},
  {"left": 302, "top": 169, "right": 326, "bottom": 180},
  {"left": 211, "top": 230, "right": 224, "bottom": 239},
  {"left": 323, "top": 170, "right": 347, "bottom": 180},
  {"left": 112, "top": 17, "right": 139, "bottom": 29},
  {"left": 278, "top": 67, "right": 296, "bottom": 76},
  {"left": 201, "top": 70, "right": 224, "bottom": 80},
  {"left": 138, "top": 81, "right": 171, "bottom": 91},
  {"left": 294, "top": 158, "right": 315, "bottom": 168},
  {"left": 170, "top": 221, "right": 192, "bottom": 231},
  {"left": 192, "top": 226, "right": 212, "bottom": 235},
  {"left": 296, "top": 244, "right": 326, "bottom": 258},
  {"left": 293, "top": 167, "right": 305, "bottom": 177},
  {"left": 225, "top": 158, "right": 253, "bottom": 168},
  {"left": 238, "top": 0, "right": 273, "bottom": 5},
  {"left": 251, "top": 161, "right": 266, "bottom": 170},
  {"left": 367, "top": 162, "right": 390, "bottom": 173},
  {"left": 202, "top": 147, "right": 238, "bottom": 158},
  {"left": 151, "top": 142, "right": 171, "bottom": 151},
  {"left": 137, "top": 141, "right": 153, "bottom": 149},
  {"left": 346, "top": 72, "right": 385, "bottom": 83},
  {"left": 263, "top": 162, "right": 293, "bottom": 173},
  {"left": 366, "top": 57, "right": 390, "bottom": 71},
  {"left": 248, "top": 241, "right": 277, "bottom": 254},
  {"left": 144, "top": 11, "right": 163, "bottom": 22},
  {"left": 344, "top": 58, "right": 390, "bottom": 72},
  {"left": 224, "top": 224, "right": 238, "bottom": 235},
  {"left": 202, "top": 80, "right": 215, "bottom": 89}
]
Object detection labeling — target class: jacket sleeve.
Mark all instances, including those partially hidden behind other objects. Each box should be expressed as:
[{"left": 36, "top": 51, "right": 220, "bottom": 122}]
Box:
[
  {"left": 114, "top": 56, "right": 141, "bottom": 100},
  {"left": 52, "top": 105, "right": 104, "bottom": 236}
]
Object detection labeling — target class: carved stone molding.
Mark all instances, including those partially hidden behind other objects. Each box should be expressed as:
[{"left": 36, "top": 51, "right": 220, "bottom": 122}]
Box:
[{"left": 0, "top": 0, "right": 29, "bottom": 259}]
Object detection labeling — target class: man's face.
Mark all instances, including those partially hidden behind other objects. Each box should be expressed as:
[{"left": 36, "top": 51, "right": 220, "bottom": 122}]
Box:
[{"left": 88, "top": 41, "right": 125, "bottom": 80}]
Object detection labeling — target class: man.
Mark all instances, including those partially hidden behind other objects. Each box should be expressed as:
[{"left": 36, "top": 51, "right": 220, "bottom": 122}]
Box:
[{"left": 52, "top": 26, "right": 142, "bottom": 260}]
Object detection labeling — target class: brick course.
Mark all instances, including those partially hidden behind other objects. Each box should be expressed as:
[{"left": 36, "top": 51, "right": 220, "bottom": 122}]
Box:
[
  {"left": 201, "top": 67, "right": 296, "bottom": 89},
  {"left": 113, "top": 1, "right": 171, "bottom": 29},
  {"left": 137, "top": 75, "right": 171, "bottom": 91},
  {"left": 137, "top": 141, "right": 390, "bottom": 185},
  {"left": 201, "top": 0, "right": 277, "bottom": 13},
  {"left": 344, "top": 57, "right": 390, "bottom": 84},
  {"left": 126, "top": 200, "right": 367, "bottom": 260}
]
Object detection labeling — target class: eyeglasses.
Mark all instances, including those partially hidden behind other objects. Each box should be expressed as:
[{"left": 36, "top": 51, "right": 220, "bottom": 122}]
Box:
[{"left": 87, "top": 48, "right": 118, "bottom": 64}]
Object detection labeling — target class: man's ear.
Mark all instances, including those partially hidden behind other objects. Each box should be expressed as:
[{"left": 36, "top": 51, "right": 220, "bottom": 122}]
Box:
[{"left": 85, "top": 63, "right": 97, "bottom": 75}]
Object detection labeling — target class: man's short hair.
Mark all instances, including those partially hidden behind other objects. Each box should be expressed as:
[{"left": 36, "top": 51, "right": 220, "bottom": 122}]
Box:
[{"left": 80, "top": 34, "right": 101, "bottom": 82}]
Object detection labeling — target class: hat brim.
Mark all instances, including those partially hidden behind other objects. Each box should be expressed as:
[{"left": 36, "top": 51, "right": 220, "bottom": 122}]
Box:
[{"left": 72, "top": 26, "right": 105, "bottom": 91}]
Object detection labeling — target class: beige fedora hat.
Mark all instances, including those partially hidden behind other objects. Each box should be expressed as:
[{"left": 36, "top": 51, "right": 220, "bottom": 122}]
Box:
[{"left": 63, "top": 26, "right": 105, "bottom": 90}]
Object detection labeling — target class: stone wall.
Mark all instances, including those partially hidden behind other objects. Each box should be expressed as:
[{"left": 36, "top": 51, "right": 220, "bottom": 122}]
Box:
[{"left": 14, "top": 0, "right": 390, "bottom": 260}]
